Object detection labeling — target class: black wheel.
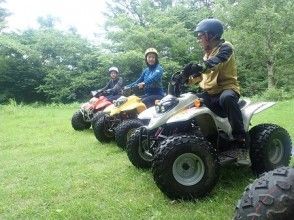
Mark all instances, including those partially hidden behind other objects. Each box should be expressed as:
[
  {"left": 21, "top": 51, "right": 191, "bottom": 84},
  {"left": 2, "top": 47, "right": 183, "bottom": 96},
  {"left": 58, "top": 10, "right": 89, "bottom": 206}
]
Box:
[
  {"left": 234, "top": 166, "right": 294, "bottom": 220},
  {"left": 91, "top": 111, "right": 106, "bottom": 126},
  {"left": 92, "top": 115, "right": 114, "bottom": 142},
  {"left": 115, "top": 119, "right": 144, "bottom": 149},
  {"left": 126, "top": 127, "right": 155, "bottom": 169},
  {"left": 249, "top": 124, "right": 292, "bottom": 175},
  {"left": 71, "top": 110, "right": 91, "bottom": 131},
  {"left": 152, "top": 135, "right": 220, "bottom": 200}
]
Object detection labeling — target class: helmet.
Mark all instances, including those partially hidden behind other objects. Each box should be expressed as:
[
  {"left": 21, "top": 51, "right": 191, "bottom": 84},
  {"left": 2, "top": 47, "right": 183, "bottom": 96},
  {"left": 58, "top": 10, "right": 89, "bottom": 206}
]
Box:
[
  {"left": 195, "top": 18, "right": 224, "bottom": 39},
  {"left": 108, "top": 66, "right": 119, "bottom": 74},
  {"left": 144, "top": 48, "right": 158, "bottom": 57}
]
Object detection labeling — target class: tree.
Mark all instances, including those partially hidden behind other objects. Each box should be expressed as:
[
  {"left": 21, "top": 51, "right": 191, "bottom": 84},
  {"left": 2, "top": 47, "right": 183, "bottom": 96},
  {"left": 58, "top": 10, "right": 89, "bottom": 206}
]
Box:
[
  {"left": 103, "top": 0, "right": 212, "bottom": 87},
  {"left": 214, "top": 0, "right": 294, "bottom": 96},
  {"left": 0, "top": 0, "right": 10, "bottom": 32}
]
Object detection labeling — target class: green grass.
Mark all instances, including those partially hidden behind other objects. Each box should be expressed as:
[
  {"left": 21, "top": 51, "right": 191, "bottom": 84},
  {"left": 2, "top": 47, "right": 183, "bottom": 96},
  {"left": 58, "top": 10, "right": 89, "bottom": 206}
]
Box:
[{"left": 0, "top": 100, "right": 293, "bottom": 219}]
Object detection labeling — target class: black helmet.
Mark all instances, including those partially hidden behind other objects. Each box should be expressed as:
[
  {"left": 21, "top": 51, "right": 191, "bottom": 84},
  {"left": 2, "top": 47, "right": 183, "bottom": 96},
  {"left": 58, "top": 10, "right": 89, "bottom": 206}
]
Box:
[{"left": 195, "top": 18, "right": 224, "bottom": 39}]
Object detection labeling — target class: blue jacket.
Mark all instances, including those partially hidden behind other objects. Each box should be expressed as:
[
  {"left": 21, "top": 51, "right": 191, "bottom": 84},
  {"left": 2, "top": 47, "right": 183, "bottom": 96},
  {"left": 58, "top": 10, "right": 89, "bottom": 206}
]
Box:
[{"left": 128, "top": 64, "right": 164, "bottom": 96}]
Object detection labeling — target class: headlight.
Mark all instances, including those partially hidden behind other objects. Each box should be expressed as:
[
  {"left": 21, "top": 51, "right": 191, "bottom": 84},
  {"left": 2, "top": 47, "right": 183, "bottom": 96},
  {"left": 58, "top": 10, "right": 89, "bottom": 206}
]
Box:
[
  {"left": 113, "top": 96, "right": 127, "bottom": 107},
  {"left": 155, "top": 98, "right": 179, "bottom": 113}
]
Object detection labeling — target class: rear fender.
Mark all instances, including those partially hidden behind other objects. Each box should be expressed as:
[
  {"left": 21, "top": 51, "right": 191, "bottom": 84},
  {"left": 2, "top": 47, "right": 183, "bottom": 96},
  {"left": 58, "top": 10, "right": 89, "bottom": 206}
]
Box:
[
  {"left": 242, "top": 102, "right": 275, "bottom": 131},
  {"left": 94, "top": 96, "right": 112, "bottom": 110},
  {"left": 103, "top": 104, "right": 115, "bottom": 114},
  {"left": 109, "top": 95, "right": 146, "bottom": 117}
]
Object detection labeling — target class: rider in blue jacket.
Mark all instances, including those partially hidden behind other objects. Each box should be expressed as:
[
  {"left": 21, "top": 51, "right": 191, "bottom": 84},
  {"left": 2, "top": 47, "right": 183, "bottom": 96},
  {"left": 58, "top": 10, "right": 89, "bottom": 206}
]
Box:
[{"left": 127, "top": 48, "right": 164, "bottom": 107}]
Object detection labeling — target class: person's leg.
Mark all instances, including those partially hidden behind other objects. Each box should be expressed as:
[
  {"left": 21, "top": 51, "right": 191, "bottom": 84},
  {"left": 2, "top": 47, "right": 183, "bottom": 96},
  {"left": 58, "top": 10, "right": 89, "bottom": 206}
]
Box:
[
  {"left": 219, "top": 90, "right": 249, "bottom": 163},
  {"left": 198, "top": 92, "right": 226, "bottom": 117},
  {"left": 141, "top": 95, "right": 163, "bottom": 108},
  {"left": 218, "top": 89, "right": 245, "bottom": 141},
  {"left": 106, "top": 95, "right": 120, "bottom": 102}
]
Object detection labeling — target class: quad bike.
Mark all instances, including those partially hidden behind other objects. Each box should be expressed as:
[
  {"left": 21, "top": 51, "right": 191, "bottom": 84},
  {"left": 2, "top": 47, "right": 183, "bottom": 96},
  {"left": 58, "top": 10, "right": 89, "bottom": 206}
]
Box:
[
  {"left": 126, "top": 72, "right": 213, "bottom": 169},
  {"left": 71, "top": 90, "right": 113, "bottom": 131},
  {"left": 92, "top": 85, "right": 148, "bottom": 149},
  {"left": 234, "top": 166, "right": 294, "bottom": 220},
  {"left": 126, "top": 72, "right": 292, "bottom": 200}
]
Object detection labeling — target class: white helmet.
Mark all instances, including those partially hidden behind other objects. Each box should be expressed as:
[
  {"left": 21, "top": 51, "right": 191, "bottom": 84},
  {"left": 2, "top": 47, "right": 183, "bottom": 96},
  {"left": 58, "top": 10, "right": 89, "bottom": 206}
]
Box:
[{"left": 108, "top": 66, "right": 119, "bottom": 74}]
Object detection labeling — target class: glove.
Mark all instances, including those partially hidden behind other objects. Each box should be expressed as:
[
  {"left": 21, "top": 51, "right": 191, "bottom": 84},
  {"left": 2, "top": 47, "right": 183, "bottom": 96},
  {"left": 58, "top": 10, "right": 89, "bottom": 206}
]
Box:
[
  {"left": 105, "top": 89, "right": 112, "bottom": 94},
  {"left": 90, "top": 90, "right": 97, "bottom": 97},
  {"left": 183, "top": 63, "right": 193, "bottom": 77},
  {"left": 190, "top": 63, "right": 204, "bottom": 77}
]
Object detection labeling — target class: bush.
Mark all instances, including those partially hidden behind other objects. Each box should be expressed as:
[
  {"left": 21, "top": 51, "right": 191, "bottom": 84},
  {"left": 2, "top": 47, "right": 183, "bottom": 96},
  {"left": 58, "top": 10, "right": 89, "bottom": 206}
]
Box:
[{"left": 255, "top": 88, "right": 294, "bottom": 101}]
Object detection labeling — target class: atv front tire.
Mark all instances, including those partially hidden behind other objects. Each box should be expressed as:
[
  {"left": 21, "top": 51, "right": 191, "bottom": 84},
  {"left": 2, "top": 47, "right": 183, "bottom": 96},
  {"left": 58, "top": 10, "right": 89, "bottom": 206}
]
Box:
[
  {"left": 234, "top": 166, "right": 294, "bottom": 220},
  {"left": 127, "top": 127, "right": 154, "bottom": 169},
  {"left": 91, "top": 111, "right": 106, "bottom": 126},
  {"left": 115, "top": 119, "right": 144, "bottom": 149},
  {"left": 93, "top": 115, "right": 114, "bottom": 142},
  {"left": 71, "top": 110, "right": 91, "bottom": 131},
  {"left": 249, "top": 124, "right": 292, "bottom": 175},
  {"left": 152, "top": 135, "right": 220, "bottom": 200}
]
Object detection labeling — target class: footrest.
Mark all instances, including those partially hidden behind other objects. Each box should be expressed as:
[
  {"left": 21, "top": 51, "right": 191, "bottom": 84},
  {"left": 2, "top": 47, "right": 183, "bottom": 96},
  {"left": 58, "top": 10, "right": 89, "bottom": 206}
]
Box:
[{"left": 218, "top": 149, "right": 238, "bottom": 166}]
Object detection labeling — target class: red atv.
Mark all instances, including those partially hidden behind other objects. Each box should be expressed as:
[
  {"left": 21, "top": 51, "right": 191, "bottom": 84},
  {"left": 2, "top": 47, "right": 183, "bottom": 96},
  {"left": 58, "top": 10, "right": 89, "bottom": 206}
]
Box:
[{"left": 71, "top": 90, "right": 113, "bottom": 131}]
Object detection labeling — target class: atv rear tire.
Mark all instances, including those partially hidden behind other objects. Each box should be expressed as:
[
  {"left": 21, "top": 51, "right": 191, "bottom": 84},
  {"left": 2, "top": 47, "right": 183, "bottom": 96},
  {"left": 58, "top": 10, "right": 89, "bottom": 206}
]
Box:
[
  {"left": 249, "top": 124, "right": 292, "bottom": 175},
  {"left": 93, "top": 115, "right": 114, "bottom": 142},
  {"left": 115, "top": 119, "right": 144, "bottom": 149},
  {"left": 126, "top": 127, "right": 154, "bottom": 169},
  {"left": 152, "top": 135, "right": 220, "bottom": 200},
  {"left": 234, "top": 166, "right": 294, "bottom": 220},
  {"left": 71, "top": 110, "right": 91, "bottom": 131}
]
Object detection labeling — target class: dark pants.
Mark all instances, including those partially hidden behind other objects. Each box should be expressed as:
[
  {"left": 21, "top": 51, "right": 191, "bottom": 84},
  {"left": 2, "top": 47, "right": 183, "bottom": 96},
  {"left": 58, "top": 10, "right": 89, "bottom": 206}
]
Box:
[
  {"left": 198, "top": 89, "right": 246, "bottom": 140},
  {"left": 106, "top": 94, "right": 121, "bottom": 102},
  {"left": 140, "top": 94, "right": 164, "bottom": 108}
]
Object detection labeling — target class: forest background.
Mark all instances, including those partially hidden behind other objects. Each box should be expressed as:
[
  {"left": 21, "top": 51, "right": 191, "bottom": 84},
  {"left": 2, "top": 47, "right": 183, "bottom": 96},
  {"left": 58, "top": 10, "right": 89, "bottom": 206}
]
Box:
[{"left": 1, "top": 0, "right": 293, "bottom": 104}]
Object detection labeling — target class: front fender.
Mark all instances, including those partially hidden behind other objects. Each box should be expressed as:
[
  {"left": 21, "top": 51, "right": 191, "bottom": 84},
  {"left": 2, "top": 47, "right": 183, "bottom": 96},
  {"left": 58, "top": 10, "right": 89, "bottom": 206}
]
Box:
[
  {"left": 166, "top": 106, "right": 211, "bottom": 124},
  {"left": 138, "top": 107, "right": 156, "bottom": 120}
]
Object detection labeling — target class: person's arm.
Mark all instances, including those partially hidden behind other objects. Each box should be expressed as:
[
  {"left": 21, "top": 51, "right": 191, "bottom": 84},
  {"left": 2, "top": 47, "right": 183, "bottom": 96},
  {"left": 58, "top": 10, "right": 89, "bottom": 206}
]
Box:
[
  {"left": 204, "top": 43, "right": 233, "bottom": 69},
  {"left": 144, "top": 66, "right": 163, "bottom": 85},
  {"left": 127, "top": 71, "right": 145, "bottom": 87},
  {"left": 101, "top": 80, "right": 111, "bottom": 91}
]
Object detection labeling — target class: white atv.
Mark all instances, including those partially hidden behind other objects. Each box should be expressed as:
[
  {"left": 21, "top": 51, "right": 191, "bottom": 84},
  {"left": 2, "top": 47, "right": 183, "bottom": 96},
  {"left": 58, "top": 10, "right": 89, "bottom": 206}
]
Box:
[{"left": 126, "top": 72, "right": 292, "bottom": 200}]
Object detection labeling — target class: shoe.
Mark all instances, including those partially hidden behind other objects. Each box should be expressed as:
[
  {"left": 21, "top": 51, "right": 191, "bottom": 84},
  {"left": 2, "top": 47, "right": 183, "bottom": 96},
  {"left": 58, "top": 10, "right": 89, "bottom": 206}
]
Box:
[
  {"left": 229, "top": 139, "right": 250, "bottom": 165},
  {"left": 236, "top": 148, "right": 250, "bottom": 165}
]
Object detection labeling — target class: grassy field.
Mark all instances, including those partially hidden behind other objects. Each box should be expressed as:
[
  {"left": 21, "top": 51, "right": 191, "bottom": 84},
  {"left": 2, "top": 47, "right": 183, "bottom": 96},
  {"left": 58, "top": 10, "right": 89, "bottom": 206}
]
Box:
[{"left": 0, "top": 99, "right": 293, "bottom": 219}]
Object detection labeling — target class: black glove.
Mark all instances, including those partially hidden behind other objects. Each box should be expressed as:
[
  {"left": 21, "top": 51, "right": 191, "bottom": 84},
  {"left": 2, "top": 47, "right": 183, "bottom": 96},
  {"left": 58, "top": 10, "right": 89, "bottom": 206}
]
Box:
[
  {"left": 183, "top": 63, "right": 193, "bottom": 77},
  {"left": 190, "top": 64, "right": 204, "bottom": 77}
]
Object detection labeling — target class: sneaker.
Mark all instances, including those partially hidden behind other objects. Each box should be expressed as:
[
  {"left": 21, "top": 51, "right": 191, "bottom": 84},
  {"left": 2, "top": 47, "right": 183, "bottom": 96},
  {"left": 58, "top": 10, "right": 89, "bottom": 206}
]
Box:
[{"left": 237, "top": 148, "right": 250, "bottom": 165}]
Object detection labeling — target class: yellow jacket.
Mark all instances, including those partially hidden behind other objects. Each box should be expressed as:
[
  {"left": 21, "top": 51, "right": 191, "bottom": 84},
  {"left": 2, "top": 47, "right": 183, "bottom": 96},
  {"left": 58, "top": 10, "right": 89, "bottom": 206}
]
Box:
[{"left": 189, "top": 40, "right": 240, "bottom": 95}]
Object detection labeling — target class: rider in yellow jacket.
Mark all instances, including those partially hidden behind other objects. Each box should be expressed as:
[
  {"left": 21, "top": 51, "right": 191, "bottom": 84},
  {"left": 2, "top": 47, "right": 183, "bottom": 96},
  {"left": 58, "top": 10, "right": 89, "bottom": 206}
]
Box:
[{"left": 184, "top": 18, "right": 246, "bottom": 148}]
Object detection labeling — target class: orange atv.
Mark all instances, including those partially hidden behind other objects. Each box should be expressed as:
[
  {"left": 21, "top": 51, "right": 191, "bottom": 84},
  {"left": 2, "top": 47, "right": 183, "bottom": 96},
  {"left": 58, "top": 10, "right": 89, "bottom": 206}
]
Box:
[{"left": 71, "top": 90, "right": 113, "bottom": 131}]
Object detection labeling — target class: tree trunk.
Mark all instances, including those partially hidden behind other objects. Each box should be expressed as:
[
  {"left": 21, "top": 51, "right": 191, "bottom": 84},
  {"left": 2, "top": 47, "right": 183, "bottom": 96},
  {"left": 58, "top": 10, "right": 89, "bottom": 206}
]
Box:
[
  {"left": 267, "top": 59, "right": 275, "bottom": 89},
  {"left": 266, "top": 23, "right": 275, "bottom": 89}
]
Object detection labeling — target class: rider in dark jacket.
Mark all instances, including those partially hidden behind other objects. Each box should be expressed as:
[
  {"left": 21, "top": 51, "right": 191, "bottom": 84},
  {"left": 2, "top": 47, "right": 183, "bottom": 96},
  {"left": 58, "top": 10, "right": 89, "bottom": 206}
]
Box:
[
  {"left": 97, "top": 66, "right": 123, "bottom": 101},
  {"left": 127, "top": 48, "right": 164, "bottom": 107}
]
